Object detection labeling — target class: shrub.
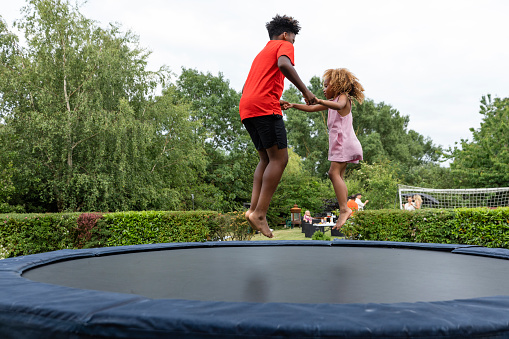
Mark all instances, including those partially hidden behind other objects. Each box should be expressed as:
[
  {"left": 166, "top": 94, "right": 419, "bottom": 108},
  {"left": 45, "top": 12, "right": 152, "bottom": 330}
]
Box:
[
  {"left": 72, "top": 213, "right": 104, "bottom": 248},
  {"left": 0, "top": 213, "right": 78, "bottom": 258},
  {"left": 209, "top": 211, "right": 254, "bottom": 241},
  {"left": 312, "top": 231, "right": 331, "bottom": 241},
  {"left": 342, "top": 207, "right": 509, "bottom": 248}
]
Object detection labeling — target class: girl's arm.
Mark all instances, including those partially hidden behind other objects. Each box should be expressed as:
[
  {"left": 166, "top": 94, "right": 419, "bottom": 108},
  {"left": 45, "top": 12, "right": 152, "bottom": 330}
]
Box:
[
  {"left": 288, "top": 103, "right": 327, "bottom": 112},
  {"left": 315, "top": 94, "right": 349, "bottom": 111}
]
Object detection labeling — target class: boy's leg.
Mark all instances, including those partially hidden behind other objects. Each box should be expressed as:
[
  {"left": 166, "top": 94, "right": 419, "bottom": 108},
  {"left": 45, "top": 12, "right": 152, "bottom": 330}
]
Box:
[
  {"left": 248, "top": 145, "right": 288, "bottom": 238},
  {"left": 328, "top": 161, "right": 351, "bottom": 229},
  {"left": 245, "top": 150, "right": 269, "bottom": 224}
]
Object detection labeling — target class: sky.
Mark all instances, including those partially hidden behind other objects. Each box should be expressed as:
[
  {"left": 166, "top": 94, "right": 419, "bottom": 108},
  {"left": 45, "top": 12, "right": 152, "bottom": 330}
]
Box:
[{"left": 2, "top": 0, "right": 509, "bottom": 154}]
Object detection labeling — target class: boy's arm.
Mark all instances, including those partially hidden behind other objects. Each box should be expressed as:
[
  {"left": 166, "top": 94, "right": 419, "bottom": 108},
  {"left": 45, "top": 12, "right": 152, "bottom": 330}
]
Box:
[{"left": 277, "top": 56, "right": 316, "bottom": 104}]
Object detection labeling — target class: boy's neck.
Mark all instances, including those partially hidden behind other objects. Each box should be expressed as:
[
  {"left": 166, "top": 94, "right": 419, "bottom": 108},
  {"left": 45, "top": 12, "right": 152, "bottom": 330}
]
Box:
[{"left": 270, "top": 32, "right": 295, "bottom": 44}]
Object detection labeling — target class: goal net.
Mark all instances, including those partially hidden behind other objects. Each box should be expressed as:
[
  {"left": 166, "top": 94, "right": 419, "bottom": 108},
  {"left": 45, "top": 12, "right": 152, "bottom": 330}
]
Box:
[{"left": 398, "top": 185, "right": 509, "bottom": 209}]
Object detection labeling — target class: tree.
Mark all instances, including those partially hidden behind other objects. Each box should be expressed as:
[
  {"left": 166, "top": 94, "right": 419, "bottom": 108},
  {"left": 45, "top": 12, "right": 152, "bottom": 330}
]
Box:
[
  {"left": 448, "top": 95, "right": 509, "bottom": 188},
  {"left": 0, "top": 0, "right": 202, "bottom": 212},
  {"left": 175, "top": 68, "right": 244, "bottom": 152}
]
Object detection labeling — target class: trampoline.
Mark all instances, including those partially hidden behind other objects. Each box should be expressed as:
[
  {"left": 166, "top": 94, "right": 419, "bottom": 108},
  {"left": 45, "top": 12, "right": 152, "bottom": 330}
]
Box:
[{"left": 1, "top": 240, "right": 509, "bottom": 338}]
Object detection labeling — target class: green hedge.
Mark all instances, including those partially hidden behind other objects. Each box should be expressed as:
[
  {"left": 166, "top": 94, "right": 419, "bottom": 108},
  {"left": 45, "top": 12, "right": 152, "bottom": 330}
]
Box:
[
  {"left": 0, "top": 213, "right": 79, "bottom": 258},
  {"left": 342, "top": 207, "right": 509, "bottom": 248},
  {"left": 0, "top": 211, "right": 254, "bottom": 258}
]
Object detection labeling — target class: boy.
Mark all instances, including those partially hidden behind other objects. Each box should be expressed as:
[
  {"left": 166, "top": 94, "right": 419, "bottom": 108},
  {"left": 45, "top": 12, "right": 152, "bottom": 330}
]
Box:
[{"left": 240, "top": 14, "right": 316, "bottom": 238}]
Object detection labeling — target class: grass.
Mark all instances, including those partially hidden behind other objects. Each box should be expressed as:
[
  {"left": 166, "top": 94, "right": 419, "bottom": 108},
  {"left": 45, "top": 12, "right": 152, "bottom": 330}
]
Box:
[{"left": 250, "top": 226, "right": 346, "bottom": 241}]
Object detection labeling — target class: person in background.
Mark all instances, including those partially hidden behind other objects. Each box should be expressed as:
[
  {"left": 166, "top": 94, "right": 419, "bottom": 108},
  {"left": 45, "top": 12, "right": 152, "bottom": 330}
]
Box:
[
  {"left": 413, "top": 194, "right": 422, "bottom": 209},
  {"left": 347, "top": 196, "right": 359, "bottom": 215},
  {"left": 404, "top": 196, "right": 416, "bottom": 211},
  {"left": 354, "top": 193, "right": 369, "bottom": 210},
  {"left": 303, "top": 210, "right": 313, "bottom": 223}
]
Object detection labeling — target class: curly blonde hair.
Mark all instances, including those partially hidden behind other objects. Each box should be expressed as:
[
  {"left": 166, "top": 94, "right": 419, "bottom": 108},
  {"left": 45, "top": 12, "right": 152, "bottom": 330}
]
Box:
[{"left": 323, "top": 68, "right": 365, "bottom": 104}]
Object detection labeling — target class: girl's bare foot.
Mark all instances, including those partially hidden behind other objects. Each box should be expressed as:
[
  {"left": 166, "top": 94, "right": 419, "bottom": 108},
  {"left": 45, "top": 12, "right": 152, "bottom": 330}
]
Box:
[
  {"left": 333, "top": 208, "right": 352, "bottom": 230},
  {"left": 248, "top": 212, "right": 274, "bottom": 238}
]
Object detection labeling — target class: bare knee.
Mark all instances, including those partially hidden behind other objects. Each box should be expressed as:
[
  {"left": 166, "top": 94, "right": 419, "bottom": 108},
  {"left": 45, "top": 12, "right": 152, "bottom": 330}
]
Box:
[{"left": 328, "top": 167, "right": 337, "bottom": 180}]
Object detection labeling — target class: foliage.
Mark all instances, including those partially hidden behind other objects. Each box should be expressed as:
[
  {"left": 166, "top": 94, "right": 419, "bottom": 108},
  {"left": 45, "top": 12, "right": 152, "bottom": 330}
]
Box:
[
  {"left": 209, "top": 211, "right": 254, "bottom": 241},
  {"left": 342, "top": 207, "right": 509, "bottom": 248},
  {"left": 270, "top": 149, "right": 334, "bottom": 223},
  {"left": 72, "top": 212, "right": 103, "bottom": 249},
  {"left": 311, "top": 231, "right": 331, "bottom": 241},
  {"left": 0, "top": 211, "right": 225, "bottom": 256},
  {"left": 352, "top": 160, "right": 400, "bottom": 210},
  {"left": 102, "top": 211, "right": 212, "bottom": 246},
  {"left": 448, "top": 95, "right": 509, "bottom": 188},
  {"left": 0, "top": 213, "right": 78, "bottom": 257},
  {"left": 174, "top": 68, "right": 257, "bottom": 212},
  {"left": 401, "top": 163, "right": 456, "bottom": 189},
  {"left": 0, "top": 0, "right": 205, "bottom": 212}
]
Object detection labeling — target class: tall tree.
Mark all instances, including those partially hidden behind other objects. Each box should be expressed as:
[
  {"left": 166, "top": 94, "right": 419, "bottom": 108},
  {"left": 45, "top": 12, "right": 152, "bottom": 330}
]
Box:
[
  {"left": 0, "top": 0, "right": 202, "bottom": 211},
  {"left": 448, "top": 95, "right": 509, "bottom": 188}
]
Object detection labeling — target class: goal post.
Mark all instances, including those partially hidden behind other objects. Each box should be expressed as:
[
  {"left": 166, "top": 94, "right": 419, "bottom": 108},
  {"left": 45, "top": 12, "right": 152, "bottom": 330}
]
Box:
[{"left": 398, "top": 185, "right": 509, "bottom": 209}]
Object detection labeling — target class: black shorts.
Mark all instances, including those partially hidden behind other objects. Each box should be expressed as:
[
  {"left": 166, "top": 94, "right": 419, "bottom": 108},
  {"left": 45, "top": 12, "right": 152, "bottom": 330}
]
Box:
[{"left": 242, "top": 114, "right": 287, "bottom": 150}]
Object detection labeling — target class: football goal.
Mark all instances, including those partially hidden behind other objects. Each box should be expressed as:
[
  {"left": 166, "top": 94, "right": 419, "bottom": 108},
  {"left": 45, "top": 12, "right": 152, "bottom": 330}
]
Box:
[{"left": 398, "top": 185, "right": 509, "bottom": 209}]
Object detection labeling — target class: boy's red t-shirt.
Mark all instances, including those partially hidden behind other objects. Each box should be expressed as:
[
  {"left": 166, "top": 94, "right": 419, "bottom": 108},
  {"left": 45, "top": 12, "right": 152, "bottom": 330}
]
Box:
[{"left": 239, "top": 40, "right": 295, "bottom": 121}]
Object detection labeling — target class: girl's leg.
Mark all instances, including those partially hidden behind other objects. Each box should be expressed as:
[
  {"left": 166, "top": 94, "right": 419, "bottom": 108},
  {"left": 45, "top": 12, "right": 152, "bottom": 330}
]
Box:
[
  {"left": 248, "top": 145, "right": 288, "bottom": 238},
  {"left": 328, "top": 161, "right": 351, "bottom": 229}
]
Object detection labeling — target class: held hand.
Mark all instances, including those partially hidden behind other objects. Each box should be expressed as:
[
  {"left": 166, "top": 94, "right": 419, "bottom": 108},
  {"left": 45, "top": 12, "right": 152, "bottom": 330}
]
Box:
[
  {"left": 280, "top": 99, "right": 290, "bottom": 110},
  {"left": 303, "top": 90, "right": 317, "bottom": 105}
]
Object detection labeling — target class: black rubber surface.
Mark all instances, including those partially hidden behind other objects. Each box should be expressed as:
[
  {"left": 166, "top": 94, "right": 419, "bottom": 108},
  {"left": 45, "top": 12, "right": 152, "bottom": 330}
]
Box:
[{"left": 23, "top": 245, "right": 509, "bottom": 303}]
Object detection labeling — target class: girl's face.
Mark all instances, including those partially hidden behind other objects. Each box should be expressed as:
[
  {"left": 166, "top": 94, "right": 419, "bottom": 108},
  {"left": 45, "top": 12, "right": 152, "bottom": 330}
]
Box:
[{"left": 323, "top": 78, "right": 335, "bottom": 100}]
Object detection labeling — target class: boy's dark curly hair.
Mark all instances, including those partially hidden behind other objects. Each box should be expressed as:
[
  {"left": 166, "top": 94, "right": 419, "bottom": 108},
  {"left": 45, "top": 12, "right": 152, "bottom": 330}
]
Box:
[{"left": 266, "top": 15, "right": 301, "bottom": 38}]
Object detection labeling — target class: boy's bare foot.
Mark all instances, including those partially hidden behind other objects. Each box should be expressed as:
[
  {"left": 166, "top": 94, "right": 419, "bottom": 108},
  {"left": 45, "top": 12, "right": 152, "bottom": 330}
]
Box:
[
  {"left": 248, "top": 212, "right": 274, "bottom": 238},
  {"left": 333, "top": 208, "right": 352, "bottom": 230},
  {"left": 245, "top": 210, "right": 256, "bottom": 229}
]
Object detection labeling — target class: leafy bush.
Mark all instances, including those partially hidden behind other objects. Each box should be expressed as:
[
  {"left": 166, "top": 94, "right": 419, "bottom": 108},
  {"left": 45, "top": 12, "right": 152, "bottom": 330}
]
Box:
[
  {"left": 72, "top": 213, "right": 104, "bottom": 249},
  {"left": 102, "top": 211, "right": 213, "bottom": 246},
  {"left": 312, "top": 231, "right": 331, "bottom": 241},
  {"left": 342, "top": 207, "right": 509, "bottom": 248},
  {"left": 0, "top": 213, "right": 79, "bottom": 258},
  {"left": 209, "top": 211, "right": 254, "bottom": 241}
]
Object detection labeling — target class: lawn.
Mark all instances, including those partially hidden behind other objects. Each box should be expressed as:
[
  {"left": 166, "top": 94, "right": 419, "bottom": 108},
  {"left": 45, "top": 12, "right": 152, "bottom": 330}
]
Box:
[{"left": 250, "top": 226, "right": 346, "bottom": 241}]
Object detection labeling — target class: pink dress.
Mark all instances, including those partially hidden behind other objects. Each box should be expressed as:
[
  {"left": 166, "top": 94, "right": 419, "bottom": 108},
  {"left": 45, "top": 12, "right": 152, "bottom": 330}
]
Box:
[{"left": 327, "top": 96, "right": 363, "bottom": 163}]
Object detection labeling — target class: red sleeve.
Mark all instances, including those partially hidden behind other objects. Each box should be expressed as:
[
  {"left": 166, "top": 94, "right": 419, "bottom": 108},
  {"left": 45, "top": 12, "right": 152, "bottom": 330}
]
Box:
[{"left": 277, "top": 41, "right": 295, "bottom": 66}]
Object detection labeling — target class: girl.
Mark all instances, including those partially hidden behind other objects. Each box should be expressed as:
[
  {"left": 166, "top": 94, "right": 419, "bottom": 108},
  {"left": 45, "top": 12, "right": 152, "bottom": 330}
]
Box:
[
  {"left": 303, "top": 210, "right": 313, "bottom": 223},
  {"left": 286, "top": 68, "right": 365, "bottom": 229},
  {"left": 413, "top": 194, "right": 422, "bottom": 209}
]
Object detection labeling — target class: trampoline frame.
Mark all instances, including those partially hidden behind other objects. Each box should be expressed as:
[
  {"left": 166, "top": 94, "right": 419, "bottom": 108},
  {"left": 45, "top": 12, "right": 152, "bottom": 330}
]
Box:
[{"left": 2, "top": 240, "right": 509, "bottom": 338}]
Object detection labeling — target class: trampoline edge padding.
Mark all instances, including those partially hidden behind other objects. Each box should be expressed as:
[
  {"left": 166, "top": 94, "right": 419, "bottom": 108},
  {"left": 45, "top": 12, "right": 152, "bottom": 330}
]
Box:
[{"left": 1, "top": 240, "right": 509, "bottom": 338}]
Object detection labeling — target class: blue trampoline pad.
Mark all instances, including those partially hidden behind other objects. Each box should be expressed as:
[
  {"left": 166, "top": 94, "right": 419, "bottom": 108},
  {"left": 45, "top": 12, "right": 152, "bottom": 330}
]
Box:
[{"left": 2, "top": 240, "right": 509, "bottom": 338}]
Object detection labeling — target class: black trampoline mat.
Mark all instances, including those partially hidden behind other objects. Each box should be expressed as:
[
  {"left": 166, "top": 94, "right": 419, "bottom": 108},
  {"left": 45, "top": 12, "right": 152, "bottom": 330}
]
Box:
[{"left": 22, "top": 246, "right": 509, "bottom": 304}]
